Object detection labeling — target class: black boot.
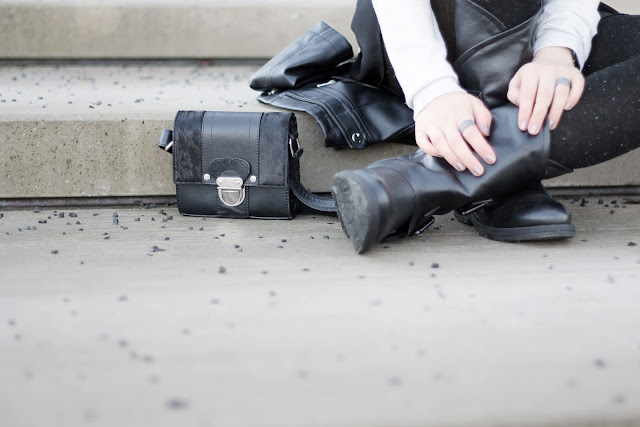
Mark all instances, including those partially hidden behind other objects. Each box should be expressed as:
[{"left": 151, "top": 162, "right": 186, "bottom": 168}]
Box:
[
  {"left": 453, "top": 182, "right": 575, "bottom": 242},
  {"left": 331, "top": 104, "right": 572, "bottom": 254}
]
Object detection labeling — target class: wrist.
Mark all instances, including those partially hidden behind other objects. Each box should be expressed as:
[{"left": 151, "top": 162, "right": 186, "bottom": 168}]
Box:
[{"left": 533, "top": 46, "right": 577, "bottom": 68}]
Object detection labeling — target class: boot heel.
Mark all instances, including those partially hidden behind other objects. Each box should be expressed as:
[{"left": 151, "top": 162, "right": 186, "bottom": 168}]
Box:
[{"left": 332, "top": 171, "right": 382, "bottom": 254}]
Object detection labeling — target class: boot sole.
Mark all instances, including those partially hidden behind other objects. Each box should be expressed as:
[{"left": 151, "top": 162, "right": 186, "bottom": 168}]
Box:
[
  {"left": 466, "top": 212, "right": 575, "bottom": 242},
  {"left": 331, "top": 171, "right": 381, "bottom": 254}
]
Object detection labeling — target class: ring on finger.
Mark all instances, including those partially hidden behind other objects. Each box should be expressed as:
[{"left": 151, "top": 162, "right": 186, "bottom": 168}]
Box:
[
  {"left": 555, "top": 77, "right": 571, "bottom": 88},
  {"left": 458, "top": 119, "right": 476, "bottom": 135}
]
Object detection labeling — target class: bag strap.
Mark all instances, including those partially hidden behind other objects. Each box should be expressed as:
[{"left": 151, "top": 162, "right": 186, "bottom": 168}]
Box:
[{"left": 158, "top": 129, "right": 336, "bottom": 213}]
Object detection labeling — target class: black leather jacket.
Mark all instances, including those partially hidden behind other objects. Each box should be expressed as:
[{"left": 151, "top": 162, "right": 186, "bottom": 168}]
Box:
[{"left": 250, "top": 0, "right": 616, "bottom": 150}]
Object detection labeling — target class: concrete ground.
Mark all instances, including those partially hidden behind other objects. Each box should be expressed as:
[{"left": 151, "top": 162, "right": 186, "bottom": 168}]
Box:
[{"left": 1, "top": 196, "right": 640, "bottom": 427}]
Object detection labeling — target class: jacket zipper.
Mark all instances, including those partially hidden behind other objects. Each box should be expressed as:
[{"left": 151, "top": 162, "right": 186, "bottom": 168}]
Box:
[
  {"left": 286, "top": 92, "right": 350, "bottom": 144},
  {"left": 323, "top": 85, "right": 371, "bottom": 143}
]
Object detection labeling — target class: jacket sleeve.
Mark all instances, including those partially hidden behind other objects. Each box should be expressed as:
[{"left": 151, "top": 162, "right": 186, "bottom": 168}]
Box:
[
  {"left": 533, "top": 0, "right": 601, "bottom": 69},
  {"left": 371, "top": 0, "right": 465, "bottom": 118}
]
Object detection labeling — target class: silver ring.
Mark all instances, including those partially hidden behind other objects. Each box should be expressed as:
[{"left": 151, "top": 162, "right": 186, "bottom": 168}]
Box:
[
  {"left": 555, "top": 77, "right": 571, "bottom": 88},
  {"left": 458, "top": 119, "right": 476, "bottom": 135}
]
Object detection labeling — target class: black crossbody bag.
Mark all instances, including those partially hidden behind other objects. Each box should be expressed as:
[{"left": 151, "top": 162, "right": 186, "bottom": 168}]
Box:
[{"left": 158, "top": 111, "right": 335, "bottom": 219}]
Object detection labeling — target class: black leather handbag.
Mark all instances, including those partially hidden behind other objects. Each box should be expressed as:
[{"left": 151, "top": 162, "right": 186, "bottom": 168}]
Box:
[{"left": 158, "top": 111, "right": 335, "bottom": 218}]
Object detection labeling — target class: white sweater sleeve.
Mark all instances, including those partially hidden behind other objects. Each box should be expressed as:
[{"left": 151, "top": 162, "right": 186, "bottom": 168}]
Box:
[
  {"left": 533, "top": 0, "right": 601, "bottom": 69},
  {"left": 371, "top": 0, "right": 465, "bottom": 118}
]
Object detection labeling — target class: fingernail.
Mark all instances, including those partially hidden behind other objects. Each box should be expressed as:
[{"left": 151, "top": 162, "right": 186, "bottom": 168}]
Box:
[
  {"left": 520, "top": 121, "right": 527, "bottom": 131},
  {"left": 483, "top": 125, "right": 490, "bottom": 134},
  {"left": 473, "top": 166, "right": 483, "bottom": 176},
  {"left": 565, "top": 103, "right": 572, "bottom": 110},
  {"left": 456, "top": 163, "right": 465, "bottom": 172},
  {"left": 529, "top": 124, "right": 538, "bottom": 134},
  {"left": 486, "top": 154, "right": 496, "bottom": 164},
  {"left": 549, "top": 120, "right": 555, "bottom": 129}
]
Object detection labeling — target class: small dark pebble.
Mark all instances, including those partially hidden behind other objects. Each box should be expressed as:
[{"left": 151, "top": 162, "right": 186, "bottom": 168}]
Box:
[
  {"left": 118, "top": 296, "right": 127, "bottom": 302},
  {"left": 104, "top": 236, "right": 110, "bottom": 240},
  {"left": 166, "top": 399, "right": 188, "bottom": 411},
  {"left": 409, "top": 261, "right": 415, "bottom": 266},
  {"left": 199, "top": 227, "right": 204, "bottom": 231},
  {"left": 17, "top": 228, "right": 22, "bottom": 232},
  {"left": 309, "top": 236, "right": 314, "bottom": 240},
  {"left": 33, "top": 207, "right": 40, "bottom": 213},
  {"left": 59, "top": 212, "right": 65, "bottom": 218},
  {"left": 220, "top": 234, "right": 225, "bottom": 237},
  {"left": 149, "top": 246, "right": 165, "bottom": 253},
  {"left": 188, "top": 226, "right": 193, "bottom": 230},
  {"left": 233, "top": 244, "right": 240, "bottom": 249},
  {"left": 113, "top": 212, "right": 118, "bottom": 218},
  {"left": 610, "top": 210, "right": 615, "bottom": 215},
  {"left": 302, "top": 268, "right": 310, "bottom": 272},
  {"left": 594, "top": 359, "right": 607, "bottom": 369},
  {"left": 219, "top": 266, "right": 226, "bottom": 274},
  {"left": 134, "top": 218, "right": 141, "bottom": 222},
  {"left": 26, "top": 226, "right": 32, "bottom": 231},
  {"left": 210, "top": 299, "right": 220, "bottom": 305},
  {"left": 281, "top": 239, "right": 287, "bottom": 243},
  {"left": 598, "top": 198, "right": 604, "bottom": 204},
  {"left": 62, "top": 232, "right": 66, "bottom": 236},
  {"left": 431, "top": 263, "right": 440, "bottom": 269},
  {"left": 113, "top": 218, "right": 119, "bottom": 225},
  {"left": 92, "top": 213, "right": 98, "bottom": 216},
  {"left": 120, "top": 226, "right": 128, "bottom": 230},
  {"left": 51, "top": 250, "right": 59, "bottom": 254},
  {"left": 323, "top": 235, "right": 330, "bottom": 239},
  {"left": 388, "top": 377, "right": 403, "bottom": 387},
  {"left": 75, "top": 221, "right": 81, "bottom": 225},
  {"left": 69, "top": 213, "right": 77, "bottom": 217},
  {"left": 164, "top": 237, "right": 170, "bottom": 241},
  {"left": 277, "top": 245, "right": 284, "bottom": 249},
  {"left": 151, "top": 217, "right": 156, "bottom": 222},
  {"left": 629, "top": 242, "right": 637, "bottom": 247},
  {"left": 103, "top": 233, "right": 109, "bottom": 236},
  {"left": 66, "top": 222, "right": 71, "bottom": 226}
]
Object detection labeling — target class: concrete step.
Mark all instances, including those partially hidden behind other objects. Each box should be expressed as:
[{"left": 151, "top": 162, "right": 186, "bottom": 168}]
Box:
[
  {"left": 1, "top": 61, "right": 639, "bottom": 200},
  {"left": 2, "top": 0, "right": 638, "bottom": 60},
  {"left": 0, "top": 0, "right": 357, "bottom": 59}
]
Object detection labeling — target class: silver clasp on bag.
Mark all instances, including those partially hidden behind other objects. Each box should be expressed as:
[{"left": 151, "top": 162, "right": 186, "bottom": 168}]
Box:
[{"left": 216, "top": 176, "right": 245, "bottom": 207}]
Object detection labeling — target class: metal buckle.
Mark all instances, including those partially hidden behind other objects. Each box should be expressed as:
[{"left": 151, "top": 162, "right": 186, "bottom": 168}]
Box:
[
  {"left": 289, "top": 136, "right": 300, "bottom": 158},
  {"left": 459, "top": 199, "right": 492, "bottom": 216},
  {"left": 216, "top": 177, "right": 245, "bottom": 207}
]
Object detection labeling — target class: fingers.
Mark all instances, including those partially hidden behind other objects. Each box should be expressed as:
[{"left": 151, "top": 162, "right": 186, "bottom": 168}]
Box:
[
  {"left": 527, "top": 72, "right": 555, "bottom": 135},
  {"left": 517, "top": 67, "right": 538, "bottom": 132},
  {"left": 470, "top": 96, "right": 493, "bottom": 137},
  {"left": 427, "top": 128, "right": 467, "bottom": 173},
  {"left": 565, "top": 73, "right": 585, "bottom": 110},
  {"left": 415, "top": 130, "right": 440, "bottom": 158},
  {"left": 547, "top": 81, "right": 571, "bottom": 130}
]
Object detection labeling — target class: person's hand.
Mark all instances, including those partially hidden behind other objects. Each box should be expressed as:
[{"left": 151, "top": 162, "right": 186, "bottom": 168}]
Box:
[
  {"left": 507, "top": 46, "right": 585, "bottom": 135},
  {"left": 415, "top": 91, "right": 495, "bottom": 176}
]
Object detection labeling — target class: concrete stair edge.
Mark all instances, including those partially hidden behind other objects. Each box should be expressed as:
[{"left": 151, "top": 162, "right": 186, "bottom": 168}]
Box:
[{"left": 0, "top": 62, "right": 639, "bottom": 200}]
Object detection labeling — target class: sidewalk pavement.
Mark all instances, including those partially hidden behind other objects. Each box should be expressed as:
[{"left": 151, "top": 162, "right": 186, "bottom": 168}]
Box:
[{"left": 1, "top": 196, "right": 639, "bottom": 426}]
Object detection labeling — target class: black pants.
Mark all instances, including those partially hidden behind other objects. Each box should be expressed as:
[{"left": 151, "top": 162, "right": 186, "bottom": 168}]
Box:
[{"left": 352, "top": 0, "right": 640, "bottom": 169}]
